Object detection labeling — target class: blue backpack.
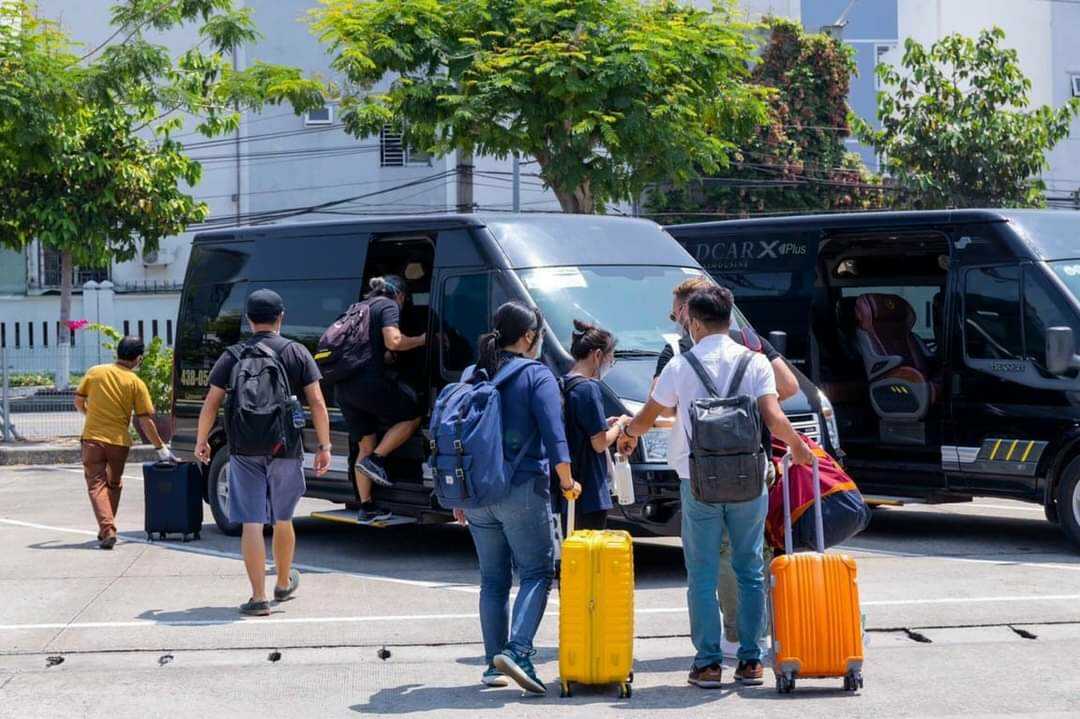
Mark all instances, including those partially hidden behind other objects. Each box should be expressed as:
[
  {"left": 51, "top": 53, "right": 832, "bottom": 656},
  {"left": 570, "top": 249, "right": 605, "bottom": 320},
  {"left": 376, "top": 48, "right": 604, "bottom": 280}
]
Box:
[{"left": 429, "top": 358, "right": 539, "bottom": 510}]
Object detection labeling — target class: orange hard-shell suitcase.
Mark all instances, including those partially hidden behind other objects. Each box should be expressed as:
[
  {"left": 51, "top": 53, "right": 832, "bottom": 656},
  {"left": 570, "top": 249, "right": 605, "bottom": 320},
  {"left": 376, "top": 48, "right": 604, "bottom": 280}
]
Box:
[
  {"left": 770, "top": 453, "right": 865, "bottom": 694},
  {"left": 558, "top": 500, "right": 635, "bottom": 699}
]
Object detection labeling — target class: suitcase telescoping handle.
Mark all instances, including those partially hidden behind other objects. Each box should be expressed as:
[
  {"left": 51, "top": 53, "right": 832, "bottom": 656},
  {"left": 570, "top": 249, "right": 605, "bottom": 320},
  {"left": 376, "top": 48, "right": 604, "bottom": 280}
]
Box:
[
  {"left": 566, "top": 497, "right": 575, "bottom": 538},
  {"left": 780, "top": 451, "right": 823, "bottom": 555}
]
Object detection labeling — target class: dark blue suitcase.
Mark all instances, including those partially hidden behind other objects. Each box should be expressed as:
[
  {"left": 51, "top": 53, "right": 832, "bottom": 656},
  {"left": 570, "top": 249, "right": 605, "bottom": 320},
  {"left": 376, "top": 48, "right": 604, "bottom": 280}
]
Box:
[{"left": 143, "top": 461, "right": 204, "bottom": 542}]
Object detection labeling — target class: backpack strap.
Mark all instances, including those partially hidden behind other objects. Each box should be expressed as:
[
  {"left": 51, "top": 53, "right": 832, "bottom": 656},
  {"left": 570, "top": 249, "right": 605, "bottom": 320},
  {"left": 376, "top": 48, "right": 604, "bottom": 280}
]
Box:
[
  {"left": 724, "top": 351, "right": 755, "bottom": 399},
  {"left": 491, "top": 357, "right": 537, "bottom": 388},
  {"left": 683, "top": 351, "right": 722, "bottom": 398},
  {"left": 560, "top": 375, "right": 590, "bottom": 399}
]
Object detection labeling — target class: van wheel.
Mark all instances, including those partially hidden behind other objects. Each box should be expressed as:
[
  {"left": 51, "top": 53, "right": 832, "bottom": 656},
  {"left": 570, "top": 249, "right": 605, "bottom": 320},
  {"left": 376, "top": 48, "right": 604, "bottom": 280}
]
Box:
[
  {"left": 1056, "top": 457, "right": 1080, "bottom": 551},
  {"left": 208, "top": 448, "right": 242, "bottom": 537}
]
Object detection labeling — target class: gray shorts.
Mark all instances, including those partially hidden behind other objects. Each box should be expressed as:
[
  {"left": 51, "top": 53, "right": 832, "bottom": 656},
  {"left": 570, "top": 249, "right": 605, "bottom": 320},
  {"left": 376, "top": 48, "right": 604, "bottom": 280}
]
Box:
[{"left": 227, "top": 455, "right": 306, "bottom": 524}]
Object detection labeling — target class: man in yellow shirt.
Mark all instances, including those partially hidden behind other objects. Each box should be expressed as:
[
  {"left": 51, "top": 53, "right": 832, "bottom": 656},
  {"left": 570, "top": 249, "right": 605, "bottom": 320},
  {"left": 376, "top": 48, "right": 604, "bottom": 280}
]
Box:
[{"left": 75, "top": 336, "right": 174, "bottom": 549}]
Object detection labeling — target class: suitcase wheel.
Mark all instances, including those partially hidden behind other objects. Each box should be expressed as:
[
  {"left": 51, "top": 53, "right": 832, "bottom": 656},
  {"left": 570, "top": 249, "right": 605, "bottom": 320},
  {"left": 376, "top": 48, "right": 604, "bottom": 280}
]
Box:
[
  {"left": 843, "top": 671, "right": 863, "bottom": 692},
  {"left": 146, "top": 532, "right": 153, "bottom": 542},
  {"left": 618, "top": 683, "right": 632, "bottom": 699},
  {"left": 776, "top": 673, "right": 796, "bottom": 694},
  {"left": 559, "top": 682, "right": 572, "bottom": 698}
]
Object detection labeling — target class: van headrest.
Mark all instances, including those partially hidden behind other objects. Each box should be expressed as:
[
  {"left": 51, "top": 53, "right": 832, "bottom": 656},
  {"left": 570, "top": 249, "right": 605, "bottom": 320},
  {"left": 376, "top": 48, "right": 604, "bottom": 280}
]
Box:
[{"left": 855, "top": 293, "right": 915, "bottom": 332}]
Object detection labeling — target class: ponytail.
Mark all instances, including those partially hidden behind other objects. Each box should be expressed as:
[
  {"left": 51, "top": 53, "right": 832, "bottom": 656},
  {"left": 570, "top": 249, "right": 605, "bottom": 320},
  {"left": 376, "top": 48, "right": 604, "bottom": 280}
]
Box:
[
  {"left": 475, "top": 301, "right": 543, "bottom": 378},
  {"left": 569, "top": 319, "right": 615, "bottom": 360}
]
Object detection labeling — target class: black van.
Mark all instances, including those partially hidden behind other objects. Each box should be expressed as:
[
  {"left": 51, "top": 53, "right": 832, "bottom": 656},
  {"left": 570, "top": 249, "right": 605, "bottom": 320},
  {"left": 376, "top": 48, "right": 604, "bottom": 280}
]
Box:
[
  {"left": 668, "top": 209, "right": 1080, "bottom": 549},
  {"left": 171, "top": 213, "right": 835, "bottom": 537}
]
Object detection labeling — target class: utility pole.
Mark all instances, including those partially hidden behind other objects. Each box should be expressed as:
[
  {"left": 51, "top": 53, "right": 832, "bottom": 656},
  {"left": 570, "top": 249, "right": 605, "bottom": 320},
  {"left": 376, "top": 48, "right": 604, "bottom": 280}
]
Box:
[
  {"left": 512, "top": 154, "right": 521, "bottom": 212},
  {"left": 456, "top": 150, "right": 474, "bottom": 213}
]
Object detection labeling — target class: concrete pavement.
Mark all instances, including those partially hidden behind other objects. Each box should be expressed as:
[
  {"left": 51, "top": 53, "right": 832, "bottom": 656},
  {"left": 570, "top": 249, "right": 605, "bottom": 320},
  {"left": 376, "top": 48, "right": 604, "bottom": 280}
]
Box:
[{"left": 1, "top": 464, "right": 1078, "bottom": 717}]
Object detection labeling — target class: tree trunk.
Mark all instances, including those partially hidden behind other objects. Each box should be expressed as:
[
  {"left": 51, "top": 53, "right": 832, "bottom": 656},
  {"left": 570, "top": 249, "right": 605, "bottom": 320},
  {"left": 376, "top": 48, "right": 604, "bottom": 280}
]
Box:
[
  {"left": 552, "top": 183, "right": 595, "bottom": 214},
  {"left": 56, "top": 250, "right": 72, "bottom": 391}
]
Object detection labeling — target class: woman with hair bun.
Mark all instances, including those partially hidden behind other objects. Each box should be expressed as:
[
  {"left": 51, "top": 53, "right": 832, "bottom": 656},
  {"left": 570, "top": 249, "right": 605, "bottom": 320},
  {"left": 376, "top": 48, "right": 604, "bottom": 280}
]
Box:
[
  {"left": 459, "top": 300, "right": 581, "bottom": 695},
  {"left": 557, "top": 320, "right": 632, "bottom": 532}
]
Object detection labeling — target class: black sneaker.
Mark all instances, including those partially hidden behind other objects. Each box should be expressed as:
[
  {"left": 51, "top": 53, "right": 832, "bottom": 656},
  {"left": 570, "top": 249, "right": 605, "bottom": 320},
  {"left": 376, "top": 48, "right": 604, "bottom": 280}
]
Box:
[
  {"left": 356, "top": 504, "right": 393, "bottom": 525},
  {"left": 357, "top": 457, "right": 393, "bottom": 487}
]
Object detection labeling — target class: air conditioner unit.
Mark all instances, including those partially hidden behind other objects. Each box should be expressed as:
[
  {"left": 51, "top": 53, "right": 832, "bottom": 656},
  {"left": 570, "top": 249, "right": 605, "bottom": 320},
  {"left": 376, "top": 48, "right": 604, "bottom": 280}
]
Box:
[
  {"left": 141, "top": 248, "right": 173, "bottom": 267},
  {"left": 1072, "top": 75, "right": 1080, "bottom": 98}
]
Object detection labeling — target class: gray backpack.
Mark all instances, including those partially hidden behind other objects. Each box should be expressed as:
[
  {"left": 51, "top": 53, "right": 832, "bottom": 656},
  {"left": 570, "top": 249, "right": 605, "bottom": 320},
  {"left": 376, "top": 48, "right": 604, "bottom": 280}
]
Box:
[{"left": 683, "top": 350, "right": 766, "bottom": 504}]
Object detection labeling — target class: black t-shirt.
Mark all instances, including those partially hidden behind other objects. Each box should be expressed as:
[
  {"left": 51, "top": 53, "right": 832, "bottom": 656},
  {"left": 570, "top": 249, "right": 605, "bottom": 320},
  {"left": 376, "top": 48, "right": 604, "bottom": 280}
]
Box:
[
  {"left": 208, "top": 332, "right": 322, "bottom": 459},
  {"left": 653, "top": 331, "right": 780, "bottom": 378},
  {"left": 354, "top": 296, "right": 401, "bottom": 379}
]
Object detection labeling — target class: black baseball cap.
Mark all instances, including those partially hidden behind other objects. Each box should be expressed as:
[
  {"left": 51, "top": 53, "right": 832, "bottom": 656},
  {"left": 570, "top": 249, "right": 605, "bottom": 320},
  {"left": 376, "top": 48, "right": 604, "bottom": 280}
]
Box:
[{"left": 246, "top": 288, "right": 285, "bottom": 322}]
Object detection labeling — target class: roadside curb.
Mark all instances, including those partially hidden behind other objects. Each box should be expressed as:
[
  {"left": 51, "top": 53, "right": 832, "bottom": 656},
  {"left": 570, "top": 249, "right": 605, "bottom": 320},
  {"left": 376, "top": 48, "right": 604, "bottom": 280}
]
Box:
[{"left": 0, "top": 444, "right": 159, "bottom": 466}]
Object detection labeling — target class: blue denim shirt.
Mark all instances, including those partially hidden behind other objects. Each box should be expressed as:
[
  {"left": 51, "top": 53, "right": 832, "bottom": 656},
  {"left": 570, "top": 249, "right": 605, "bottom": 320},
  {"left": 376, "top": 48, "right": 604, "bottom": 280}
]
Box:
[{"left": 479, "top": 354, "right": 571, "bottom": 497}]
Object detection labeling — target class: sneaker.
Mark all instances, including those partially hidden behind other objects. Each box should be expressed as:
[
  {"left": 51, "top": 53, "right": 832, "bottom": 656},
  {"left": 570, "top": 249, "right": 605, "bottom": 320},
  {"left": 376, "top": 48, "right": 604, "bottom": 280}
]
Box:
[
  {"left": 356, "top": 504, "right": 393, "bottom": 525},
  {"left": 493, "top": 649, "right": 546, "bottom": 695},
  {"left": 356, "top": 457, "right": 393, "bottom": 488},
  {"left": 688, "top": 663, "right": 724, "bottom": 689},
  {"left": 274, "top": 569, "right": 300, "bottom": 602},
  {"left": 482, "top": 664, "right": 509, "bottom": 688},
  {"left": 240, "top": 598, "right": 271, "bottom": 617},
  {"left": 734, "top": 660, "right": 764, "bottom": 686},
  {"left": 99, "top": 533, "right": 117, "bottom": 550}
]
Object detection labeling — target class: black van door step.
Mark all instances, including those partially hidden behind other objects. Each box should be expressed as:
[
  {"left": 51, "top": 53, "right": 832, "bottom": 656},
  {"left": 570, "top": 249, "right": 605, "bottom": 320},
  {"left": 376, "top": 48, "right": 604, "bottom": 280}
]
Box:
[{"left": 310, "top": 509, "right": 418, "bottom": 528}]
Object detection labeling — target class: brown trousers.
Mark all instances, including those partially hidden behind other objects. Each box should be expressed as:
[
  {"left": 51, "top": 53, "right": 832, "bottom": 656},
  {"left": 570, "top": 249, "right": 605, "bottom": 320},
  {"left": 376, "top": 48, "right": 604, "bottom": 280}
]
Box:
[{"left": 81, "top": 440, "right": 130, "bottom": 539}]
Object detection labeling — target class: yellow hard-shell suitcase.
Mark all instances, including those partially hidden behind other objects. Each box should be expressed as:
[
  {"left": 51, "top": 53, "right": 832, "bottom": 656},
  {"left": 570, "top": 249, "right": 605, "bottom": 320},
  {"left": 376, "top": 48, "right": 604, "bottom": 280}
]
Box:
[
  {"left": 770, "top": 453, "right": 865, "bottom": 694},
  {"left": 558, "top": 501, "right": 635, "bottom": 699}
]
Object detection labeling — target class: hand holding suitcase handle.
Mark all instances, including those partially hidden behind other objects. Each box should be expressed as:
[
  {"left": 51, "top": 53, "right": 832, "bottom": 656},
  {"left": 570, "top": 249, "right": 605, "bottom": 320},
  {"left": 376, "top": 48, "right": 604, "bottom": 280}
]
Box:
[{"left": 780, "top": 451, "right": 824, "bottom": 555}]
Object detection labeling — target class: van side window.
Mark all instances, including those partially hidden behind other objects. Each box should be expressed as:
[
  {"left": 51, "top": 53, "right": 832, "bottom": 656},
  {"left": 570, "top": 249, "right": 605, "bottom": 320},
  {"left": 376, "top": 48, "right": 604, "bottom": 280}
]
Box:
[
  {"left": 1024, "top": 267, "right": 1075, "bottom": 369},
  {"left": 441, "top": 273, "right": 490, "bottom": 375},
  {"left": 964, "top": 266, "right": 1022, "bottom": 360},
  {"left": 249, "top": 279, "right": 361, "bottom": 351}
]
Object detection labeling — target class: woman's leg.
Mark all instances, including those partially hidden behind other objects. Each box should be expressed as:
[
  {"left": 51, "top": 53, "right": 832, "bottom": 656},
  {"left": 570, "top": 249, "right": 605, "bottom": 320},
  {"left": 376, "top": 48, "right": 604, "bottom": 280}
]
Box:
[
  {"left": 465, "top": 506, "right": 513, "bottom": 664},
  {"left": 497, "top": 483, "right": 555, "bottom": 656}
]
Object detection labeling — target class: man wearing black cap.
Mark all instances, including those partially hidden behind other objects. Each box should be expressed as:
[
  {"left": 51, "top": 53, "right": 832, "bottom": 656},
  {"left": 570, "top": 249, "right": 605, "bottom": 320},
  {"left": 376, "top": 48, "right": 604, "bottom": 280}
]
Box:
[{"left": 194, "top": 288, "right": 332, "bottom": 616}]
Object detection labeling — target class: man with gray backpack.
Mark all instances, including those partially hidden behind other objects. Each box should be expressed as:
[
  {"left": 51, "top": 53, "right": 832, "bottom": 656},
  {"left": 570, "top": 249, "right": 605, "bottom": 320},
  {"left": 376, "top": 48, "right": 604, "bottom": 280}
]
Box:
[
  {"left": 618, "top": 285, "right": 813, "bottom": 689},
  {"left": 195, "top": 289, "right": 332, "bottom": 616}
]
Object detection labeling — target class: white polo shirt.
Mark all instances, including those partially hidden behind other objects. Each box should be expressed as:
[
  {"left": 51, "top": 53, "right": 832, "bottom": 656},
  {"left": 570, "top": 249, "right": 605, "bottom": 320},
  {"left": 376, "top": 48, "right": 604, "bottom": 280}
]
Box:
[{"left": 652, "top": 332, "right": 777, "bottom": 480}]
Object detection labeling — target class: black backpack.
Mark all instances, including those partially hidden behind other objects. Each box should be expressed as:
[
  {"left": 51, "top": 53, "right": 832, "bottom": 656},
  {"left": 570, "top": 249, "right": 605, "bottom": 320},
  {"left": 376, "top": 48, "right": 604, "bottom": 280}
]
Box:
[
  {"left": 223, "top": 341, "right": 296, "bottom": 456},
  {"left": 314, "top": 300, "right": 374, "bottom": 385},
  {"left": 559, "top": 375, "right": 593, "bottom": 475}
]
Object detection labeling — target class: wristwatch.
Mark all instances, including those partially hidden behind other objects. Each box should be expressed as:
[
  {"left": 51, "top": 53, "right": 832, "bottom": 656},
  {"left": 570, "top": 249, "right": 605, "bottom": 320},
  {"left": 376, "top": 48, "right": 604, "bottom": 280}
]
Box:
[{"left": 317, "top": 443, "right": 332, "bottom": 451}]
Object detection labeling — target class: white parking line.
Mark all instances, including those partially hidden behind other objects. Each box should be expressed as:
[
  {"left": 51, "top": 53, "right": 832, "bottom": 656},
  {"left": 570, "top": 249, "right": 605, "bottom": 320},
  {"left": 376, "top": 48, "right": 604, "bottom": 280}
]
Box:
[
  {"left": 0, "top": 517, "right": 480, "bottom": 595},
  {"left": 3, "top": 593, "right": 1080, "bottom": 632}
]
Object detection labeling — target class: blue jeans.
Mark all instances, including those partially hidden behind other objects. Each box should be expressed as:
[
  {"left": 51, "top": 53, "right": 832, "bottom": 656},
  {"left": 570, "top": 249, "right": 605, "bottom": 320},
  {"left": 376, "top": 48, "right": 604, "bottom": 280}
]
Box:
[
  {"left": 465, "top": 479, "right": 556, "bottom": 663},
  {"left": 680, "top": 480, "right": 768, "bottom": 667}
]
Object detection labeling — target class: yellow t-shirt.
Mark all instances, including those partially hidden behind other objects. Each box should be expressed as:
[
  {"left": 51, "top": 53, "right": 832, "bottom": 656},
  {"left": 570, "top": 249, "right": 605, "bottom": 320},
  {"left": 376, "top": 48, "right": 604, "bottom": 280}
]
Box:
[{"left": 76, "top": 363, "right": 155, "bottom": 447}]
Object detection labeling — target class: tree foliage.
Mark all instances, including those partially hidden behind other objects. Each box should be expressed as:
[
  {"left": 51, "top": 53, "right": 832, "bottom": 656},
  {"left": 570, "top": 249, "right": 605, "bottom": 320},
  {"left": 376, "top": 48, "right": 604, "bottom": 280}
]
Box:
[
  {"left": 854, "top": 27, "right": 1080, "bottom": 208},
  {"left": 312, "top": 0, "right": 769, "bottom": 213},
  {"left": 0, "top": 0, "right": 324, "bottom": 264},
  {"left": 648, "top": 17, "right": 884, "bottom": 222}
]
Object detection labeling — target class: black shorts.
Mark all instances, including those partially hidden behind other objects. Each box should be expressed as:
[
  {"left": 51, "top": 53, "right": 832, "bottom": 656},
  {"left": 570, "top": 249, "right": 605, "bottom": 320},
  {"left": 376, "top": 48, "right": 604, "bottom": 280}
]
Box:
[{"left": 336, "top": 375, "right": 422, "bottom": 439}]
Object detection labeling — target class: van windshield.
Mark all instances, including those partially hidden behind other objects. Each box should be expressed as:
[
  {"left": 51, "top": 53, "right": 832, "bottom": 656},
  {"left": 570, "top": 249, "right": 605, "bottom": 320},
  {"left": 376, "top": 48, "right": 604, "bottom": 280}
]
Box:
[
  {"left": 517, "top": 265, "right": 749, "bottom": 354},
  {"left": 1049, "top": 261, "right": 1080, "bottom": 310}
]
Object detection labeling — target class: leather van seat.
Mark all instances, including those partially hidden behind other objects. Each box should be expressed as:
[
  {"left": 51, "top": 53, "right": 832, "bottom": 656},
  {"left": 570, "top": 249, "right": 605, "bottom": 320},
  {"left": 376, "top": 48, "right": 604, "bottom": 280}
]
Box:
[{"left": 854, "top": 293, "right": 937, "bottom": 421}]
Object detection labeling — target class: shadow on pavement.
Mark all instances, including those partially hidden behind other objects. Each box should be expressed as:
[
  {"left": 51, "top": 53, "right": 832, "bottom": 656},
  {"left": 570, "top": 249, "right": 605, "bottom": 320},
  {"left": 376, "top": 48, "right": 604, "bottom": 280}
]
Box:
[
  {"left": 136, "top": 606, "right": 249, "bottom": 625},
  {"left": 27, "top": 539, "right": 100, "bottom": 551}
]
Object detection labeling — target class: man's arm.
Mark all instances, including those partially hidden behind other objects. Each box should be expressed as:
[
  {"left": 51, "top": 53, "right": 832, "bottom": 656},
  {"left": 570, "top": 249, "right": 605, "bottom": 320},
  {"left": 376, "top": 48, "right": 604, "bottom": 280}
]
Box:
[
  {"left": 759, "top": 394, "right": 813, "bottom": 465},
  {"left": 194, "top": 386, "right": 226, "bottom": 464},
  {"left": 772, "top": 357, "right": 799, "bottom": 401},
  {"left": 74, "top": 396, "right": 87, "bottom": 414},
  {"left": 137, "top": 415, "right": 166, "bottom": 449},
  {"left": 618, "top": 398, "right": 670, "bottom": 455},
  {"left": 302, "top": 380, "right": 332, "bottom": 476},
  {"left": 382, "top": 326, "right": 426, "bottom": 353}
]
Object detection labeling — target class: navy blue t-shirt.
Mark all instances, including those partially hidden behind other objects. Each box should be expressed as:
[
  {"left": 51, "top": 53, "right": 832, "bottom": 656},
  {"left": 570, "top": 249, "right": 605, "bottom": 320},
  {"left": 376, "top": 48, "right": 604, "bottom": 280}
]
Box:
[{"left": 559, "top": 375, "right": 613, "bottom": 515}]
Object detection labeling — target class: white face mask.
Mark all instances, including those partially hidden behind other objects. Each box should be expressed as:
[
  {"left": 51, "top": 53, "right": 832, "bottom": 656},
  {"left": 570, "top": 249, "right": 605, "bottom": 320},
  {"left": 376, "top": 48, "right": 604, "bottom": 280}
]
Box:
[
  {"left": 598, "top": 359, "right": 613, "bottom": 380},
  {"left": 531, "top": 337, "right": 543, "bottom": 359}
]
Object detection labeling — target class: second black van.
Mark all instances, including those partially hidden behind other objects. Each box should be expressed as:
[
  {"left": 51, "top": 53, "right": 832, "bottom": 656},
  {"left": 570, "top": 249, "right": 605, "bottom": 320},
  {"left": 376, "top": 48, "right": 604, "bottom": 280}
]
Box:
[
  {"left": 171, "top": 213, "right": 836, "bottom": 537},
  {"left": 668, "top": 209, "right": 1080, "bottom": 550}
]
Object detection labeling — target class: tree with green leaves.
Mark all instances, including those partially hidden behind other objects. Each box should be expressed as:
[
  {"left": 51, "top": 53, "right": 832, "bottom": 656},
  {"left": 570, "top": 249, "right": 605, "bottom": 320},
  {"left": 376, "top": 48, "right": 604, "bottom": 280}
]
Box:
[
  {"left": 648, "top": 17, "right": 884, "bottom": 222},
  {"left": 853, "top": 27, "right": 1080, "bottom": 209},
  {"left": 0, "top": 0, "right": 323, "bottom": 388},
  {"left": 312, "top": 0, "right": 769, "bottom": 214}
]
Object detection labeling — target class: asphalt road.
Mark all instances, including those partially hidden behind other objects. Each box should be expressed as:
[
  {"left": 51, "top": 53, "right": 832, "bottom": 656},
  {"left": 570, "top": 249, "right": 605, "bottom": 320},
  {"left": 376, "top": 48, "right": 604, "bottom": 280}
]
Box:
[{"left": 1, "top": 463, "right": 1079, "bottom": 718}]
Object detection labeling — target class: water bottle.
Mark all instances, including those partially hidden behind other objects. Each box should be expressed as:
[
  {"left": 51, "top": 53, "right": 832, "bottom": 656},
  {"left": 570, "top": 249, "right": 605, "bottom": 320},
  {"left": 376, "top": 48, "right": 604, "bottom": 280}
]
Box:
[{"left": 289, "top": 395, "right": 305, "bottom": 429}]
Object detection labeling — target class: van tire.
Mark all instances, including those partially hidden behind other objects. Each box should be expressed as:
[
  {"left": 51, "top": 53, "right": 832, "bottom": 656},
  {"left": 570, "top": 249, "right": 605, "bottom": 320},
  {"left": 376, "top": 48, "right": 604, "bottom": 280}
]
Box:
[
  {"left": 1056, "top": 457, "right": 1080, "bottom": 550},
  {"left": 208, "top": 448, "right": 242, "bottom": 537}
]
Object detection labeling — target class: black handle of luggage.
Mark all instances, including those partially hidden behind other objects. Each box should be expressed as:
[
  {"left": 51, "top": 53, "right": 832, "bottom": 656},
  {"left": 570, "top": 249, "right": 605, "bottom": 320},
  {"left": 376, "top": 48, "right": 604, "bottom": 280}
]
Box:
[{"left": 780, "top": 451, "right": 824, "bottom": 555}]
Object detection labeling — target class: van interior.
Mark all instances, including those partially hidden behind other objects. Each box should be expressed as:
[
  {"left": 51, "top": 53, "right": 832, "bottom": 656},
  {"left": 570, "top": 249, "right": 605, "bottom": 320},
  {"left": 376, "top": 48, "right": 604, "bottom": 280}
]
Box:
[
  {"left": 811, "top": 230, "right": 950, "bottom": 464},
  {"left": 353, "top": 235, "right": 436, "bottom": 484}
]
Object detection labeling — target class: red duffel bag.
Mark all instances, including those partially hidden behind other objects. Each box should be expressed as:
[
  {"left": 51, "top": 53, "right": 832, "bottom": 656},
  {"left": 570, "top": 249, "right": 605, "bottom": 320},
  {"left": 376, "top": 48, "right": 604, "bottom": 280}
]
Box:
[{"left": 765, "top": 435, "right": 871, "bottom": 552}]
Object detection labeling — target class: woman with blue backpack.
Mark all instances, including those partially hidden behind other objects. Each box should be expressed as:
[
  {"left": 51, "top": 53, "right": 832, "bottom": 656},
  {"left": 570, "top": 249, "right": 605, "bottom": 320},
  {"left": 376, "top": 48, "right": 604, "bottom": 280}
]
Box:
[{"left": 436, "top": 301, "right": 580, "bottom": 695}]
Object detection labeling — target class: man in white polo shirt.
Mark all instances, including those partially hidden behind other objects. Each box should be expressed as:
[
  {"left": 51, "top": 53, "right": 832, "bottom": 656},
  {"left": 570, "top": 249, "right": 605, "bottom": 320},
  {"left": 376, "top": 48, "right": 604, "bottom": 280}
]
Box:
[{"left": 619, "top": 285, "right": 813, "bottom": 689}]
